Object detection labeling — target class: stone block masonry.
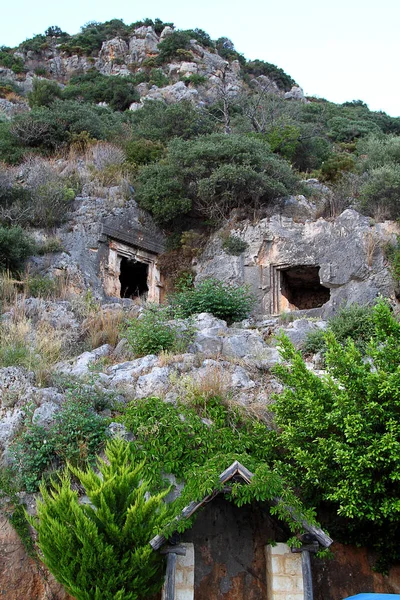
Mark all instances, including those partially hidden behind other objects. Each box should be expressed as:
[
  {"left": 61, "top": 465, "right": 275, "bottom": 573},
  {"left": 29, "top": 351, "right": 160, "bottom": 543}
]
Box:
[{"left": 266, "top": 543, "right": 304, "bottom": 600}]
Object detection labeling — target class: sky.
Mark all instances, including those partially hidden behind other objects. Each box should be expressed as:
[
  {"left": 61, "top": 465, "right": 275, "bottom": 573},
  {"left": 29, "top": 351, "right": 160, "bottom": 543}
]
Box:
[{"left": 1, "top": 0, "right": 399, "bottom": 117}]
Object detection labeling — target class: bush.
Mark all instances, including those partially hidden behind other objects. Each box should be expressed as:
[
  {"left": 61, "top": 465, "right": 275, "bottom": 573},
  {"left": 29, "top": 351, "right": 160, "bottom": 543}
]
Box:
[
  {"left": 30, "top": 438, "right": 172, "bottom": 600},
  {"left": 63, "top": 71, "right": 139, "bottom": 111},
  {"left": 273, "top": 299, "right": 400, "bottom": 569},
  {"left": 243, "top": 59, "right": 295, "bottom": 91},
  {"left": 221, "top": 234, "right": 249, "bottom": 255},
  {"left": 124, "top": 305, "right": 193, "bottom": 356},
  {"left": 359, "top": 164, "right": 400, "bottom": 219},
  {"left": 0, "top": 225, "right": 36, "bottom": 273},
  {"left": 157, "top": 31, "right": 192, "bottom": 63},
  {"left": 170, "top": 278, "right": 255, "bottom": 323},
  {"left": 28, "top": 78, "right": 62, "bottom": 108},
  {"left": 125, "top": 138, "right": 165, "bottom": 165},
  {"left": 135, "top": 134, "right": 298, "bottom": 223},
  {"left": 129, "top": 100, "right": 215, "bottom": 142},
  {"left": 10, "top": 384, "right": 109, "bottom": 492},
  {"left": 319, "top": 152, "right": 355, "bottom": 183},
  {"left": 302, "top": 303, "right": 375, "bottom": 355},
  {"left": 357, "top": 133, "right": 400, "bottom": 171}
]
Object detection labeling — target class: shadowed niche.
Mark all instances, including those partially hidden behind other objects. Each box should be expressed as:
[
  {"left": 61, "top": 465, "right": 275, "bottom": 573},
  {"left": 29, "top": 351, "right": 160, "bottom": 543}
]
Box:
[
  {"left": 119, "top": 257, "right": 149, "bottom": 299},
  {"left": 280, "top": 265, "right": 330, "bottom": 310}
]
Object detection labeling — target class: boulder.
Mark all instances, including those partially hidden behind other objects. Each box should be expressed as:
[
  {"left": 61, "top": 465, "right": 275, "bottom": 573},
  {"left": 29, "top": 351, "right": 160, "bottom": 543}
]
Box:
[
  {"left": 135, "top": 366, "right": 171, "bottom": 398},
  {"left": 57, "top": 344, "right": 112, "bottom": 377}
]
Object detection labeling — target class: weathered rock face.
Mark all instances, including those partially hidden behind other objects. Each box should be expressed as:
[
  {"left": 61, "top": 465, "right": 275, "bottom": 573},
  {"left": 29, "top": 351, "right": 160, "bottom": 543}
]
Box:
[
  {"left": 196, "top": 209, "right": 399, "bottom": 317},
  {"left": 0, "top": 516, "right": 74, "bottom": 600}
]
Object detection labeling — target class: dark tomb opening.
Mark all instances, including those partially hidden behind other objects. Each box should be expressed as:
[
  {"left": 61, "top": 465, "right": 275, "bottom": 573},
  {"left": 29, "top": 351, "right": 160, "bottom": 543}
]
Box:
[
  {"left": 119, "top": 257, "right": 149, "bottom": 298},
  {"left": 280, "top": 265, "right": 330, "bottom": 310}
]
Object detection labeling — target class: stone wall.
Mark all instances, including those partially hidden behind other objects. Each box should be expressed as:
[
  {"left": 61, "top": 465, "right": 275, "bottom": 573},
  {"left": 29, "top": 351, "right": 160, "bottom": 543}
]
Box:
[
  {"left": 265, "top": 543, "right": 304, "bottom": 600},
  {"left": 196, "top": 209, "right": 399, "bottom": 317}
]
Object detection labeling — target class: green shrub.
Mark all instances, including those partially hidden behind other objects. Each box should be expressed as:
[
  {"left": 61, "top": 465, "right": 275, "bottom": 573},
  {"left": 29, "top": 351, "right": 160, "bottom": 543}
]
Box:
[
  {"left": 129, "top": 99, "right": 215, "bottom": 142},
  {"left": 273, "top": 299, "right": 400, "bottom": 569},
  {"left": 63, "top": 71, "right": 139, "bottom": 111},
  {"left": 302, "top": 303, "right": 375, "bottom": 355},
  {"left": 157, "top": 31, "right": 192, "bottom": 63},
  {"left": 359, "top": 164, "right": 400, "bottom": 219},
  {"left": 148, "top": 68, "right": 169, "bottom": 88},
  {"left": 384, "top": 235, "right": 400, "bottom": 283},
  {"left": 170, "top": 278, "right": 255, "bottom": 324},
  {"left": 124, "top": 305, "right": 193, "bottom": 356},
  {"left": 125, "top": 138, "right": 164, "bottom": 165},
  {"left": 136, "top": 133, "right": 298, "bottom": 224},
  {"left": 180, "top": 73, "right": 207, "bottom": 87},
  {"left": 319, "top": 152, "right": 355, "bottom": 183},
  {"left": 25, "top": 275, "right": 57, "bottom": 298},
  {"left": 357, "top": 134, "right": 400, "bottom": 171},
  {"left": 28, "top": 78, "right": 62, "bottom": 108},
  {"left": 30, "top": 180, "right": 75, "bottom": 227},
  {"left": 0, "top": 225, "right": 36, "bottom": 273},
  {"left": 221, "top": 234, "right": 249, "bottom": 255},
  {"left": 10, "top": 384, "right": 108, "bottom": 492},
  {"left": 30, "top": 438, "right": 172, "bottom": 600},
  {"left": 243, "top": 59, "right": 295, "bottom": 91},
  {"left": 0, "top": 49, "right": 25, "bottom": 73}
]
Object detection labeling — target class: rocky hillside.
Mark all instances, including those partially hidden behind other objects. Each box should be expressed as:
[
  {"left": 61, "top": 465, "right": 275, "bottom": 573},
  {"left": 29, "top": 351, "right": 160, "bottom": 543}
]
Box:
[{"left": 0, "top": 16, "right": 400, "bottom": 600}]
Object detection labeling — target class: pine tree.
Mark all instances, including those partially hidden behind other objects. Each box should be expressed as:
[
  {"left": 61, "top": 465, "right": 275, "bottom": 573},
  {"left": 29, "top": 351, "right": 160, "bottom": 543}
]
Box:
[{"left": 30, "top": 438, "right": 172, "bottom": 600}]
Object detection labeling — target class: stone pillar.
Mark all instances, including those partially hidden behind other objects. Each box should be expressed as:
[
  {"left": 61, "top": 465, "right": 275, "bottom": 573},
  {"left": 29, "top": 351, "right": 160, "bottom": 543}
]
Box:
[
  {"left": 161, "top": 543, "right": 194, "bottom": 600},
  {"left": 265, "top": 542, "right": 304, "bottom": 600}
]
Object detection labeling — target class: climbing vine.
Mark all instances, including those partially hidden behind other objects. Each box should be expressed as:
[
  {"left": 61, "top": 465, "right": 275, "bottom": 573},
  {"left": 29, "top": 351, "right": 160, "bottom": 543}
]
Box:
[{"left": 118, "top": 396, "right": 319, "bottom": 541}]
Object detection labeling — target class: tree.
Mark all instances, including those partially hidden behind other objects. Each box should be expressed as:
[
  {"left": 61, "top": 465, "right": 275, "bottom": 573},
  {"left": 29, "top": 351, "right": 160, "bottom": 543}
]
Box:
[
  {"left": 28, "top": 78, "right": 62, "bottom": 108},
  {"left": 136, "top": 133, "right": 298, "bottom": 223},
  {"left": 30, "top": 438, "right": 173, "bottom": 600},
  {"left": 273, "top": 299, "right": 400, "bottom": 568}
]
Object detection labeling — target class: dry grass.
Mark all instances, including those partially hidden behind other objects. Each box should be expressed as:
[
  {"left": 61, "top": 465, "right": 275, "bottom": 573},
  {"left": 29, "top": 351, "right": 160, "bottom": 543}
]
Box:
[
  {"left": 170, "top": 364, "right": 231, "bottom": 407},
  {"left": 83, "top": 308, "right": 126, "bottom": 349},
  {"left": 364, "top": 231, "right": 379, "bottom": 267},
  {"left": 0, "top": 309, "right": 63, "bottom": 386},
  {"left": 0, "top": 270, "right": 20, "bottom": 309}
]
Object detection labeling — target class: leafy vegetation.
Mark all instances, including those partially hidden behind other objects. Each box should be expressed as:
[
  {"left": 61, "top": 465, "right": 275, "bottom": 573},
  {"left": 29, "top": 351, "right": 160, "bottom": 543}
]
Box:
[
  {"left": 302, "top": 303, "right": 375, "bottom": 355},
  {"left": 124, "top": 305, "right": 194, "bottom": 356},
  {"left": 170, "top": 277, "right": 255, "bottom": 323},
  {"left": 0, "top": 225, "right": 36, "bottom": 272},
  {"left": 136, "top": 134, "right": 298, "bottom": 223},
  {"left": 30, "top": 438, "right": 172, "bottom": 600},
  {"left": 10, "top": 382, "right": 109, "bottom": 492},
  {"left": 273, "top": 299, "right": 400, "bottom": 570}
]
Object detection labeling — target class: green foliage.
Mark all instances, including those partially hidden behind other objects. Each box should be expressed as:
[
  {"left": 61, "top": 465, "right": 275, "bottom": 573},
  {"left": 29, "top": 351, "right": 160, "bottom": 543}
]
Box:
[
  {"left": 59, "top": 19, "right": 130, "bottom": 55},
  {"left": 264, "top": 123, "right": 301, "bottom": 161},
  {"left": 136, "top": 133, "right": 298, "bottom": 224},
  {"left": 384, "top": 235, "right": 400, "bottom": 284},
  {"left": 157, "top": 31, "right": 192, "bottom": 63},
  {"left": 9, "top": 100, "right": 124, "bottom": 152},
  {"left": 327, "top": 115, "right": 381, "bottom": 142},
  {"left": 359, "top": 164, "right": 400, "bottom": 219},
  {"left": 30, "top": 438, "right": 172, "bottom": 600},
  {"left": 357, "top": 134, "right": 400, "bottom": 171},
  {"left": 63, "top": 71, "right": 139, "bottom": 111},
  {"left": 20, "top": 34, "right": 48, "bottom": 54},
  {"left": 302, "top": 303, "right": 375, "bottom": 355},
  {"left": 28, "top": 78, "right": 62, "bottom": 108},
  {"left": 118, "top": 396, "right": 317, "bottom": 539},
  {"left": 10, "top": 383, "right": 109, "bottom": 492},
  {"left": 215, "top": 37, "right": 245, "bottom": 64},
  {"left": 243, "top": 59, "right": 295, "bottom": 91},
  {"left": 129, "top": 99, "right": 215, "bottom": 142},
  {"left": 148, "top": 68, "right": 169, "bottom": 88},
  {"left": 273, "top": 299, "right": 400, "bottom": 568},
  {"left": 125, "top": 138, "right": 164, "bottom": 165},
  {"left": 25, "top": 275, "right": 57, "bottom": 298},
  {"left": 180, "top": 73, "right": 207, "bottom": 86},
  {"left": 220, "top": 234, "right": 249, "bottom": 255},
  {"left": 124, "top": 305, "right": 194, "bottom": 357},
  {"left": 170, "top": 277, "right": 255, "bottom": 324},
  {"left": 0, "top": 49, "right": 25, "bottom": 73},
  {"left": 319, "top": 152, "right": 355, "bottom": 182},
  {"left": 0, "top": 225, "right": 36, "bottom": 272}
]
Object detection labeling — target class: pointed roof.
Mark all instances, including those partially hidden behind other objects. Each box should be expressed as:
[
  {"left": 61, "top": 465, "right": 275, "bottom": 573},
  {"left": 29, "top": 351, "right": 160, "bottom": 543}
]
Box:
[{"left": 150, "top": 460, "right": 333, "bottom": 550}]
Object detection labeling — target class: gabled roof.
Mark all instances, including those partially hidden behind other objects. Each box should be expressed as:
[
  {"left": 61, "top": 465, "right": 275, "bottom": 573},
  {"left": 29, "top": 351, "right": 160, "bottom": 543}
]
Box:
[{"left": 150, "top": 460, "right": 333, "bottom": 551}]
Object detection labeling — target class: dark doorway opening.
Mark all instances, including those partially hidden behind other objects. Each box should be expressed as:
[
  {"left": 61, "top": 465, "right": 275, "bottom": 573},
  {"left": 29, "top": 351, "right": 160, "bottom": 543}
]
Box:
[
  {"left": 280, "top": 265, "right": 330, "bottom": 310},
  {"left": 119, "top": 257, "right": 149, "bottom": 299}
]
